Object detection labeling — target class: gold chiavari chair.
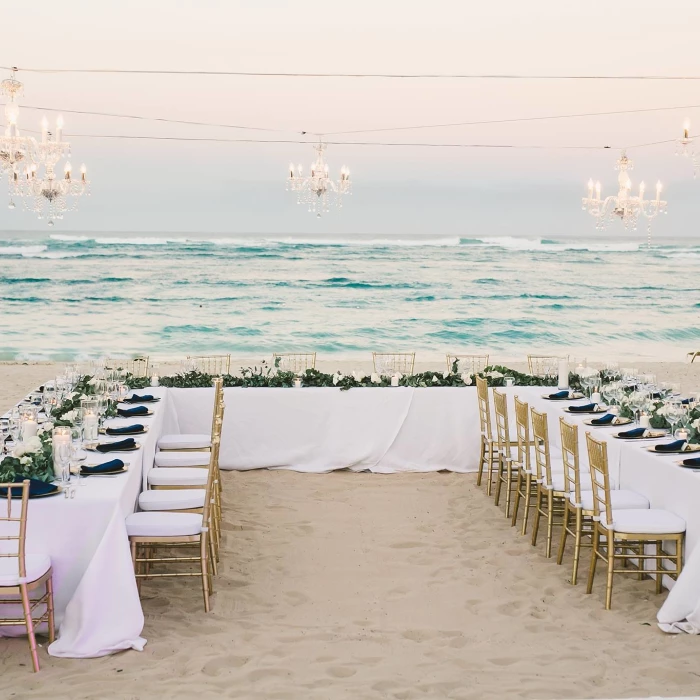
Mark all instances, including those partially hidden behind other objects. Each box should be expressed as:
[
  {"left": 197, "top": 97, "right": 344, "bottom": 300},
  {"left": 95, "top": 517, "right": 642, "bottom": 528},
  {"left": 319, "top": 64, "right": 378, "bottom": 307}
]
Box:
[
  {"left": 273, "top": 353, "right": 317, "bottom": 372},
  {"left": 530, "top": 407, "right": 569, "bottom": 558},
  {"left": 475, "top": 375, "right": 498, "bottom": 495},
  {"left": 127, "top": 445, "right": 218, "bottom": 612},
  {"left": 585, "top": 433, "right": 685, "bottom": 610},
  {"left": 0, "top": 481, "right": 55, "bottom": 672},
  {"left": 493, "top": 390, "right": 519, "bottom": 517},
  {"left": 510, "top": 396, "right": 538, "bottom": 534},
  {"left": 527, "top": 354, "right": 565, "bottom": 378},
  {"left": 142, "top": 380, "right": 225, "bottom": 567},
  {"left": 372, "top": 352, "right": 415, "bottom": 375},
  {"left": 157, "top": 377, "right": 224, "bottom": 453},
  {"left": 446, "top": 354, "right": 489, "bottom": 375},
  {"left": 187, "top": 354, "right": 231, "bottom": 375},
  {"left": 557, "top": 420, "right": 649, "bottom": 585},
  {"left": 104, "top": 356, "right": 150, "bottom": 378}
]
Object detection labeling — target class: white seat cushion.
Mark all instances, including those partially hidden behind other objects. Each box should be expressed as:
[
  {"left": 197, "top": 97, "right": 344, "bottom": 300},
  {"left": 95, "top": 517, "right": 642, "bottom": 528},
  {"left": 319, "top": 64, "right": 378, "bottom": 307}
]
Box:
[
  {"left": 138, "top": 489, "right": 206, "bottom": 511},
  {"left": 0, "top": 553, "right": 51, "bottom": 586},
  {"left": 603, "top": 508, "right": 686, "bottom": 535},
  {"left": 126, "top": 512, "right": 203, "bottom": 537},
  {"left": 578, "top": 489, "right": 649, "bottom": 511},
  {"left": 148, "top": 468, "right": 208, "bottom": 487},
  {"left": 157, "top": 434, "right": 210, "bottom": 450},
  {"left": 155, "top": 451, "right": 210, "bottom": 468}
]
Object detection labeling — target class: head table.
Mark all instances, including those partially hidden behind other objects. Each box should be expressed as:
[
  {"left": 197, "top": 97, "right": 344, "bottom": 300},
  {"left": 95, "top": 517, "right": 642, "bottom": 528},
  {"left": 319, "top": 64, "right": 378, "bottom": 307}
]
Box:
[{"left": 1, "top": 385, "right": 699, "bottom": 659}]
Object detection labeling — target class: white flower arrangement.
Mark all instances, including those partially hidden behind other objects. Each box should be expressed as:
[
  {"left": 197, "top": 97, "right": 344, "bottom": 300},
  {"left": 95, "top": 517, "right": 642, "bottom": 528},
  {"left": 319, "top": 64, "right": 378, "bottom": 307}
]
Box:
[
  {"left": 370, "top": 373, "right": 381, "bottom": 384},
  {"left": 461, "top": 372, "right": 473, "bottom": 386},
  {"left": 332, "top": 372, "right": 344, "bottom": 386},
  {"left": 19, "top": 455, "right": 32, "bottom": 466}
]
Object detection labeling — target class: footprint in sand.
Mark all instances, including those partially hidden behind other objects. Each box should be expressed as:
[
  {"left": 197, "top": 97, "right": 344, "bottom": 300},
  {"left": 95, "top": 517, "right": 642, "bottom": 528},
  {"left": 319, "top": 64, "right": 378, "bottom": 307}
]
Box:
[
  {"left": 402, "top": 629, "right": 434, "bottom": 642},
  {"left": 201, "top": 655, "right": 250, "bottom": 676},
  {"left": 327, "top": 666, "right": 357, "bottom": 678}
]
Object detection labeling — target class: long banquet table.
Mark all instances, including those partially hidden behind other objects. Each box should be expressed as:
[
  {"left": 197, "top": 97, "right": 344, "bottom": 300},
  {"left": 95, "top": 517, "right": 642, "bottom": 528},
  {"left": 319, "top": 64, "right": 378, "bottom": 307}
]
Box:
[{"left": 3, "top": 383, "right": 700, "bottom": 660}]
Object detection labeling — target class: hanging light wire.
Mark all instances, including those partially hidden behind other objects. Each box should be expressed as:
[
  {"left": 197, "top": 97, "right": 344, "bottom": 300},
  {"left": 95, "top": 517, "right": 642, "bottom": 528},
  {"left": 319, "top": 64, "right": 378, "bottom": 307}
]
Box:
[{"left": 4, "top": 65, "right": 700, "bottom": 80}]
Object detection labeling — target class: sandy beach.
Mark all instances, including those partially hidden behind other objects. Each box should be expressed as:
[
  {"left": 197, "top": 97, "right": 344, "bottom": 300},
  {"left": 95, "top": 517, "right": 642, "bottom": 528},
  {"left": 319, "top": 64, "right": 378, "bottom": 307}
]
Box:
[{"left": 1, "top": 361, "right": 700, "bottom": 698}]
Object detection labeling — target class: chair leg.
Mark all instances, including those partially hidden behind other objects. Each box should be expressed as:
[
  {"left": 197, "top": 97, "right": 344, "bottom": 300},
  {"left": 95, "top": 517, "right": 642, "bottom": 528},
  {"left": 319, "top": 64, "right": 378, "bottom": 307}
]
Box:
[
  {"left": 20, "top": 583, "right": 40, "bottom": 672},
  {"left": 587, "top": 529, "right": 599, "bottom": 594},
  {"left": 655, "top": 541, "right": 664, "bottom": 594},
  {"left": 209, "top": 533, "right": 219, "bottom": 577},
  {"left": 531, "top": 490, "right": 542, "bottom": 547},
  {"left": 486, "top": 448, "right": 496, "bottom": 497},
  {"left": 521, "top": 475, "right": 532, "bottom": 536},
  {"left": 504, "top": 465, "right": 513, "bottom": 518},
  {"left": 130, "top": 540, "right": 142, "bottom": 594},
  {"left": 571, "top": 509, "right": 583, "bottom": 586},
  {"left": 493, "top": 456, "right": 504, "bottom": 505},
  {"left": 201, "top": 538, "right": 211, "bottom": 613},
  {"left": 476, "top": 436, "right": 486, "bottom": 487},
  {"left": 605, "top": 536, "right": 615, "bottom": 610},
  {"left": 545, "top": 492, "right": 554, "bottom": 558},
  {"left": 46, "top": 576, "right": 55, "bottom": 643},
  {"left": 511, "top": 470, "right": 522, "bottom": 527},
  {"left": 556, "top": 502, "right": 569, "bottom": 566}
]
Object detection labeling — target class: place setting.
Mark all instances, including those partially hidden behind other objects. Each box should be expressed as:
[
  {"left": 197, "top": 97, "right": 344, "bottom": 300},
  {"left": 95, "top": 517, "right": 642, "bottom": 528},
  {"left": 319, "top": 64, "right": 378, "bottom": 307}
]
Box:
[{"left": 121, "top": 393, "right": 161, "bottom": 404}]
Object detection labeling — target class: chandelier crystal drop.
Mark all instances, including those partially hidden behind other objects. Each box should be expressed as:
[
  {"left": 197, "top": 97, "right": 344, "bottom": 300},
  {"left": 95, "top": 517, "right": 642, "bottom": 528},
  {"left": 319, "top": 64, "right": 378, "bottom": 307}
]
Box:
[
  {"left": 286, "top": 142, "right": 351, "bottom": 217},
  {"left": 0, "top": 69, "right": 90, "bottom": 224},
  {"left": 675, "top": 120, "right": 698, "bottom": 178},
  {"left": 582, "top": 151, "right": 667, "bottom": 242}
]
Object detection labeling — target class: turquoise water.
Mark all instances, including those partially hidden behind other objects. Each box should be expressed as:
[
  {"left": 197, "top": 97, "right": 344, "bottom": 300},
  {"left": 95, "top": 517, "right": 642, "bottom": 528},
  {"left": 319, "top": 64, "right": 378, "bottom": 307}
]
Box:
[{"left": 0, "top": 232, "right": 699, "bottom": 361}]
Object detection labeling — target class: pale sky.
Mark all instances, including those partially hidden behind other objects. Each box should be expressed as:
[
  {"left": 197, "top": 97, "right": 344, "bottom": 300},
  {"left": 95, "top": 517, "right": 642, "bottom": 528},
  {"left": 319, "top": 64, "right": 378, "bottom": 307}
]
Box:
[{"left": 2, "top": 0, "right": 700, "bottom": 237}]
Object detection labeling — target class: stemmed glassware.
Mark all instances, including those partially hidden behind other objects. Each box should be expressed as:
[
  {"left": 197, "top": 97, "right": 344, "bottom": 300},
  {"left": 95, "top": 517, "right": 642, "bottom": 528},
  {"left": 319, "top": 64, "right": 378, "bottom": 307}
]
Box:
[
  {"left": 665, "top": 400, "right": 686, "bottom": 439},
  {"left": 628, "top": 390, "right": 648, "bottom": 425}
]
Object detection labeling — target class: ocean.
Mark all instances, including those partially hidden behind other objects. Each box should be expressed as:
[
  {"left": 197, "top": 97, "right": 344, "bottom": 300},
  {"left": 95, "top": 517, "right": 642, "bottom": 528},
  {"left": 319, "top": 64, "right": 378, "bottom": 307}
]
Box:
[{"left": 0, "top": 232, "right": 698, "bottom": 363}]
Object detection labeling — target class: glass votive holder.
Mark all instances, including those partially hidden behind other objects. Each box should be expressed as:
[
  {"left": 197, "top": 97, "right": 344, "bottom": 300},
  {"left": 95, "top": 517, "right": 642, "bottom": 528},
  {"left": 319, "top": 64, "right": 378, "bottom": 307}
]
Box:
[
  {"left": 504, "top": 376, "right": 515, "bottom": 387},
  {"left": 52, "top": 426, "right": 72, "bottom": 479},
  {"left": 81, "top": 399, "right": 100, "bottom": 441}
]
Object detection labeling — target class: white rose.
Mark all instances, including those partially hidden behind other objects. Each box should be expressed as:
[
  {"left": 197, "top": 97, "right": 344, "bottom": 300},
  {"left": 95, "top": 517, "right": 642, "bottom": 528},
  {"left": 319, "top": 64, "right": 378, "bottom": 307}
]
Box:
[
  {"left": 332, "top": 372, "right": 344, "bottom": 386},
  {"left": 692, "top": 418, "right": 700, "bottom": 430},
  {"left": 12, "top": 444, "right": 27, "bottom": 458},
  {"left": 19, "top": 455, "right": 32, "bottom": 466},
  {"left": 461, "top": 372, "right": 473, "bottom": 386},
  {"left": 62, "top": 411, "right": 75, "bottom": 423},
  {"left": 42, "top": 421, "right": 54, "bottom": 432},
  {"left": 371, "top": 373, "right": 381, "bottom": 384},
  {"left": 24, "top": 436, "right": 42, "bottom": 453},
  {"left": 352, "top": 371, "right": 364, "bottom": 382}
]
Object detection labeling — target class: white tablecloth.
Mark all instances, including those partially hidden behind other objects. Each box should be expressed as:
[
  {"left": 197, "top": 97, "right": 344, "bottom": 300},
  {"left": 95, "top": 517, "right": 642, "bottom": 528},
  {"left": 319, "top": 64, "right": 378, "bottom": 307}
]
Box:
[
  {"left": 167, "top": 387, "right": 481, "bottom": 473},
  {"left": 0, "top": 386, "right": 178, "bottom": 658}
]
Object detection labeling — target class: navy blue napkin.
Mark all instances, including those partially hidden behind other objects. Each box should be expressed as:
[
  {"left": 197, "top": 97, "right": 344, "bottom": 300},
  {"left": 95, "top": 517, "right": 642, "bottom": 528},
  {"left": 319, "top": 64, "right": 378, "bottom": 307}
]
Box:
[
  {"left": 106, "top": 424, "right": 144, "bottom": 436},
  {"left": 681, "top": 457, "right": 700, "bottom": 467},
  {"left": 568, "top": 403, "right": 596, "bottom": 412},
  {"left": 96, "top": 438, "right": 136, "bottom": 453},
  {"left": 125, "top": 394, "right": 154, "bottom": 403},
  {"left": 618, "top": 427, "right": 647, "bottom": 438},
  {"left": 81, "top": 459, "right": 125, "bottom": 474},
  {"left": 655, "top": 440, "right": 688, "bottom": 453},
  {"left": 117, "top": 406, "right": 149, "bottom": 418},
  {"left": 591, "top": 413, "right": 615, "bottom": 425},
  {"left": 548, "top": 390, "right": 570, "bottom": 399},
  {"left": 0, "top": 477, "right": 57, "bottom": 498}
]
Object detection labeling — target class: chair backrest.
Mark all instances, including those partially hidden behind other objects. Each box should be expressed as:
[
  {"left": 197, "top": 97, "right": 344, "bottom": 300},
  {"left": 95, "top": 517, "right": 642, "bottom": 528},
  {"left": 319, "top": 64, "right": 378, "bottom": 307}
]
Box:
[
  {"left": 446, "top": 354, "right": 489, "bottom": 374},
  {"left": 188, "top": 354, "right": 231, "bottom": 375},
  {"left": 372, "top": 352, "right": 415, "bottom": 375},
  {"left": 585, "top": 432, "right": 613, "bottom": 528},
  {"left": 273, "top": 353, "right": 317, "bottom": 373},
  {"left": 475, "top": 375, "right": 492, "bottom": 441},
  {"left": 513, "top": 395, "right": 531, "bottom": 472},
  {"left": 104, "top": 356, "right": 150, "bottom": 378},
  {"left": 527, "top": 355, "right": 565, "bottom": 378},
  {"left": 530, "top": 407, "right": 553, "bottom": 485},
  {"left": 493, "top": 389, "right": 512, "bottom": 458},
  {"left": 202, "top": 381, "right": 225, "bottom": 528},
  {"left": 560, "top": 418, "right": 583, "bottom": 505},
  {"left": 0, "top": 480, "right": 29, "bottom": 585}
]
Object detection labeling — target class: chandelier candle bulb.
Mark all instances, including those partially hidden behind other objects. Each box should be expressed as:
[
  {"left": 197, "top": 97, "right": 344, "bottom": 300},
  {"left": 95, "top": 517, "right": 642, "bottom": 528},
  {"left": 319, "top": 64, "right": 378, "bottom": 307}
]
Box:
[
  {"left": 56, "top": 115, "right": 63, "bottom": 142},
  {"left": 684, "top": 120, "right": 690, "bottom": 140},
  {"left": 80, "top": 164, "right": 86, "bottom": 181}
]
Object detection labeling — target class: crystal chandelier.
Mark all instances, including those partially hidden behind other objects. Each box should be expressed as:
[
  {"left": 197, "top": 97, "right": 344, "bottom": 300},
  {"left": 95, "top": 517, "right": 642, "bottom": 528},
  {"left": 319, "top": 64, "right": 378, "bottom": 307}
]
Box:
[
  {"left": 0, "top": 70, "right": 34, "bottom": 208},
  {"left": 286, "top": 142, "right": 351, "bottom": 216},
  {"left": 582, "top": 151, "right": 666, "bottom": 240},
  {"left": 675, "top": 120, "right": 697, "bottom": 178},
  {"left": 0, "top": 69, "right": 89, "bottom": 224}
]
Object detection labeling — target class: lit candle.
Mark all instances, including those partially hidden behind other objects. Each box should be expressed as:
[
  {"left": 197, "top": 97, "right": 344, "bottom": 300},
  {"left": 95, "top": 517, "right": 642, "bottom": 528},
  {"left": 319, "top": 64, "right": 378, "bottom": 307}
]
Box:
[
  {"left": 21, "top": 418, "right": 38, "bottom": 440},
  {"left": 293, "top": 378, "right": 302, "bottom": 389},
  {"left": 56, "top": 115, "right": 64, "bottom": 142},
  {"left": 80, "top": 164, "right": 87, "bottom": 182},
  {"left": 684, "top": 120, "right": 690, "bottom": 140},
  {"left": 81, "top": 398, "right": 99, "bottom": 441},
  {"left": 639, "top": 412, "right": 650, "bottom": 429},
  {"left": 150, "top": 372, "right": 160, "bottom": 387},
  {"left": 639, "top": 181, "right": 645, "bottom": 200},
  {"left": 289, "top": 162, "right": 295, "bottom": 178},
  {"left": 676, "top": 428, "right": 689, "bottom": 442},
  {"left": 52, "top": 426, "right": 72, "bottom": 478},
  {"left": 391, "top": 374, "right": 400, "bottom": 387},
  {"left": 591, "top": 387, "right": 601, "bottom": 405},
  {"left": 64, "top": 162, "right": 72, "bottom": 180}
]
